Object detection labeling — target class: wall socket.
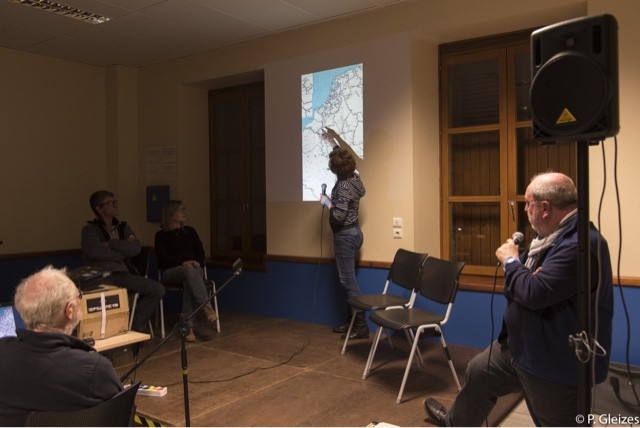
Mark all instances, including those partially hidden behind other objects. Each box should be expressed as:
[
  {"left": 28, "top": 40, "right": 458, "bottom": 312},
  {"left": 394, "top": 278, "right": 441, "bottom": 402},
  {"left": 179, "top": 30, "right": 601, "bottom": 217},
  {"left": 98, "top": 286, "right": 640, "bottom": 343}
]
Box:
[
  {"left": 392, "top": 217, "right": 403, "bottom": 227},
  {"left": 393, "top": 229, "right": 403, "bottom": 239}
]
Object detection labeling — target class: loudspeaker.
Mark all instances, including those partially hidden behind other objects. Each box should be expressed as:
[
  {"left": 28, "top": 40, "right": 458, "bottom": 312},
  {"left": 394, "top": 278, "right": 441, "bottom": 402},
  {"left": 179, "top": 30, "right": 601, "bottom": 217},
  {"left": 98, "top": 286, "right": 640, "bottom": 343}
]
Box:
[{"left": 530, "top": 14, "right": 619, "bottom": 142}]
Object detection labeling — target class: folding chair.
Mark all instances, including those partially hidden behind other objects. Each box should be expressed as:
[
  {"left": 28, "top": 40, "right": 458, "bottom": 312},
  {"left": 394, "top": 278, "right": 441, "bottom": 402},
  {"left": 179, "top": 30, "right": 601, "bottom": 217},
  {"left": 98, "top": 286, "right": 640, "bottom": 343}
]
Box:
[
  {"left": 25, "top": 381, "right": 141, "bottom": 427},
  {"left": 363, "top": 256, "right": 465, "bottom": 403},
  {"left": 341, "top": 248, "right": 427, "bottom": 354}
]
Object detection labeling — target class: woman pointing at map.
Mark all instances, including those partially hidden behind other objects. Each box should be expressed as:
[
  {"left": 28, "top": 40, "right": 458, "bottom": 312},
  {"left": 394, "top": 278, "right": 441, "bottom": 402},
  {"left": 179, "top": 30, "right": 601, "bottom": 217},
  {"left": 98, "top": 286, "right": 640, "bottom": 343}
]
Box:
[{"left": 319, "top": 127, "right": 369, "bottom": 340}]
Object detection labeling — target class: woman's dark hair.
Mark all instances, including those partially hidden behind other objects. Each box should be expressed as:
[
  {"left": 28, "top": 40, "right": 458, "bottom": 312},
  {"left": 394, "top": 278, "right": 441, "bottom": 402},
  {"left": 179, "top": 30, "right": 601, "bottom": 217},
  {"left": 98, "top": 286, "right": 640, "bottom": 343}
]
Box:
[{"left": 329, "top": 148, "right": 356, "bottom": 180}]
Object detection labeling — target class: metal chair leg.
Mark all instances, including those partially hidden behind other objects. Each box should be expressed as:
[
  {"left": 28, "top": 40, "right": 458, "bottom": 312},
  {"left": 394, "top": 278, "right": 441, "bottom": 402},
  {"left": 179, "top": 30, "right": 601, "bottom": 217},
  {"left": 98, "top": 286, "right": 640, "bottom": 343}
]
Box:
[
  {"left": 128, "top": 293, "right": 138, "bottom": 331},
  {"left": 403, "top": 328, "right": 424, "bottom": 369},
  {"left": 363, "top": 326, "right": 384, "bottom": 379},
  {"left": 340, "top": 311, "right": 358, "bottom": 355},
  {"left": 210, "top": 282, "right": 221, "bottom": 332},
  {"left": 129, "top": 293, "right": 154, "bottom": 338},
  {"left": 396, "top": 329, "right": 424, "bottom": 404},
  {"left": 159, "top": 298, "right": 165, "bottom": 338},
  {"left": 439, "top": 330, "right": 461, "bottom": 391}
]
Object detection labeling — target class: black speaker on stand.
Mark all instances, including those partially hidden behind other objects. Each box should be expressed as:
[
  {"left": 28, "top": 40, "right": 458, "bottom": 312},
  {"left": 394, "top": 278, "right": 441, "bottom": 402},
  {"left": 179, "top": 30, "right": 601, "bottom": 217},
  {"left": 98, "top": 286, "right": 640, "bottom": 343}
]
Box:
[
  {"left": 531, "top": 14, "right": 619, "bottom": 142},
  {"left": 529, "top": 14, "right": 619, "bottom": 426}
]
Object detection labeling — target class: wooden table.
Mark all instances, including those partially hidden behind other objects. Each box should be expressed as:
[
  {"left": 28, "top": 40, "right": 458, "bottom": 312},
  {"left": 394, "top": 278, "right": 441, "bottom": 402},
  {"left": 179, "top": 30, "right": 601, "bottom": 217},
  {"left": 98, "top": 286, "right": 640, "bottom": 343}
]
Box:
[{"left": 93, "top": 330, "right": 150, "bottom": 353}]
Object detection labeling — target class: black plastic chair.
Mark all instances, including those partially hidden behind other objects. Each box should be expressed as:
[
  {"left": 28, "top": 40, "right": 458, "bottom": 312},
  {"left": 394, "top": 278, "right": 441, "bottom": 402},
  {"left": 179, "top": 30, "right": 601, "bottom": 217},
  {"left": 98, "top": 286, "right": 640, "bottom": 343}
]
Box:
[
  {"left": 25, "top": 381, "right": 141, "bottom": 427},
  {"left": 341, "top": 248, "right": 428, "bottom": 354},
  {"left": 362, "top": 256, "right": 465, "bottom": 403}
]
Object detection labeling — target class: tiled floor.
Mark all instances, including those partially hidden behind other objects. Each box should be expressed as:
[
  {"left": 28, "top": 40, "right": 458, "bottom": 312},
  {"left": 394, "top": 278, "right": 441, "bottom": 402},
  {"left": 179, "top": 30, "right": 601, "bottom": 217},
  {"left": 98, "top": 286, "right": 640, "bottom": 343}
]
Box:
[{"left": 109, "top": 312, "right": 525, "bottom": 427}]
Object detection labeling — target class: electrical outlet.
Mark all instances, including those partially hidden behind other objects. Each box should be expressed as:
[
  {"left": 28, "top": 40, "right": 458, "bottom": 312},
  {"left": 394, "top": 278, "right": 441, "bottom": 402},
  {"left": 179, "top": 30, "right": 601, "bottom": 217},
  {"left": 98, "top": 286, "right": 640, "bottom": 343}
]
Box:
[
  {"left": 393, "top": 229, "right": 403, "bottom": 239},
  {"left": 392, "top": 217, "right": 403, "bottom": 227}
]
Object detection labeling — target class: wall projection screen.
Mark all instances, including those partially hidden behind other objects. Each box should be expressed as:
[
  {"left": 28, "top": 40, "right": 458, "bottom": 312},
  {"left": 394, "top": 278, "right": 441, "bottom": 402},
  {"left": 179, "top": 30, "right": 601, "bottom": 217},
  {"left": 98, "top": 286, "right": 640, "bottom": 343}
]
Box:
[{"left": 301, "top": 63, "right": 363, "bottom": 201}]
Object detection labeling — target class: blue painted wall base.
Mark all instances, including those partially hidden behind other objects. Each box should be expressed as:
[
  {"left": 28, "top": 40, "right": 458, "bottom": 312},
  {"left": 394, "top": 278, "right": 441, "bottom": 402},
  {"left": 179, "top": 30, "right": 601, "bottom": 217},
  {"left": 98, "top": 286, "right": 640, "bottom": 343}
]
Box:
[{"left": 2, "top": 255, "right": 637, "bottom": 365}]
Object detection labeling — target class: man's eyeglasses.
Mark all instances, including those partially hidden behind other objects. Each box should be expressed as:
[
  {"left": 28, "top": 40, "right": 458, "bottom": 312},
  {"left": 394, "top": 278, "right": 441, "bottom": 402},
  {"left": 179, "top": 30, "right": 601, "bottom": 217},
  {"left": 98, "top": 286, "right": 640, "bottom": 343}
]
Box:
[
  {"left": 100, "top": 199, "right": 118, "bottom": 207},
  {"left": 69, "top": 289, "right": 83, "bottom": 304}
]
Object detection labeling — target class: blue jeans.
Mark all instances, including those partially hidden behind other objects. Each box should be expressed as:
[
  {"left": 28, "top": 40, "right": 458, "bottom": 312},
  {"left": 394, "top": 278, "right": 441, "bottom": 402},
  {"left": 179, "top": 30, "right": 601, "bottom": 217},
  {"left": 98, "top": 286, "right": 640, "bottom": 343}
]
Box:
[
  {"left": 160, "top": 266, "right": 209, "bottom": 326},
  {"left": 333, "top": 225, "right": 363, "bottom": 298}
]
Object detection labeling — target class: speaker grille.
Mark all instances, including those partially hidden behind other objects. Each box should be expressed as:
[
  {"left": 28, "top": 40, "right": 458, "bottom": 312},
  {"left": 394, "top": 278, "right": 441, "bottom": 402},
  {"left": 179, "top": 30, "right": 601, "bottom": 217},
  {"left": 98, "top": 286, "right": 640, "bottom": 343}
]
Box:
[
  {"left": 531, "top": 52, "right": 608, "bottom": 138},
  {"left": 530, "top": 14, "right": 619, "bottom": 142}
]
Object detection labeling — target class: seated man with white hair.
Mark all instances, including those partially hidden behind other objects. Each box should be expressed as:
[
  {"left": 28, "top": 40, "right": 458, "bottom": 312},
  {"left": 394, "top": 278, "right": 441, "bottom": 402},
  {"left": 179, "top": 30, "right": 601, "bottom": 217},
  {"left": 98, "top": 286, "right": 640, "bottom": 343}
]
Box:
[{"left": 0, "top": 265, "right": 123, "bottom": 426}]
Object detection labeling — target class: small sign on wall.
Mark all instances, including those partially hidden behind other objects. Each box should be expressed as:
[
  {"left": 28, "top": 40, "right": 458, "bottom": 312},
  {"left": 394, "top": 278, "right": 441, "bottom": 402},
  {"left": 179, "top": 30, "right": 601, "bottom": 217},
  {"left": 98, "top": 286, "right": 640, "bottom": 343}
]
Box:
[
  {"left": 146, "top": 186, "right": 170, "bottom": 223},
  {"left": 145, "top": 145, "right": 177, "bottom": 181}
]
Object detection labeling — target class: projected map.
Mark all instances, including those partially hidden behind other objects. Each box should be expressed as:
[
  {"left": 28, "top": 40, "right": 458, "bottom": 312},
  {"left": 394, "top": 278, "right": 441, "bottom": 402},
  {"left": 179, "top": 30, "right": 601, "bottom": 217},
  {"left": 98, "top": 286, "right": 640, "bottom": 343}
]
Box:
[{"left": 301, "top": 63, "right": 363, "bottom": 201}]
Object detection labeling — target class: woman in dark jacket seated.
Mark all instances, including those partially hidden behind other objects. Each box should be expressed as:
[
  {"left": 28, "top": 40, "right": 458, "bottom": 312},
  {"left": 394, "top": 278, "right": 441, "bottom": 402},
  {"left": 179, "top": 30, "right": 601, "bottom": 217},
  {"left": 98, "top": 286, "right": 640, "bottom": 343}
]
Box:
[{"left": 154, "top": 200, "right": 217, "bottom": 342}]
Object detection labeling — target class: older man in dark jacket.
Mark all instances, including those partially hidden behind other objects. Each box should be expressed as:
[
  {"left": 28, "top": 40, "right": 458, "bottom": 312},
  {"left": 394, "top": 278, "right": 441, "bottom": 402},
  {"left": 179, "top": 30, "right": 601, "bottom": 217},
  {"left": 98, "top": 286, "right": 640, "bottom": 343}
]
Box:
[
  {"left": 0, "top": 266, "right": 122, "bottom": 426},
  {"left": 424, "top": 172, "right": 613, "bottom": 427}
]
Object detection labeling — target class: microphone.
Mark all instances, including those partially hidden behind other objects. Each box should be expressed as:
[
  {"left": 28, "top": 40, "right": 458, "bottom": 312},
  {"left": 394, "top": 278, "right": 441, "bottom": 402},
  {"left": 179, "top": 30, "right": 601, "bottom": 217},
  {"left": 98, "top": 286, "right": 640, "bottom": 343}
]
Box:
[
  {"left": 321, "top": 183, "right": 327, "bottom": 196},
  {"left": 512, "top": 231, "right": 524, "bottom": 246}
]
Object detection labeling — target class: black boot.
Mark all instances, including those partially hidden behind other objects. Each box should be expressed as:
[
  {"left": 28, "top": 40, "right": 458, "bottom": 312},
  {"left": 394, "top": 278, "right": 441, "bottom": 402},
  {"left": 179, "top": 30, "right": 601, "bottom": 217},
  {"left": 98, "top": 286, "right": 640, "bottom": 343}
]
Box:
[
  {"left": 332, "top": 307, "right": 354, "bottom": 333},
  {"left": 342, "top": 311, "right": 369, "bottom": 340}
]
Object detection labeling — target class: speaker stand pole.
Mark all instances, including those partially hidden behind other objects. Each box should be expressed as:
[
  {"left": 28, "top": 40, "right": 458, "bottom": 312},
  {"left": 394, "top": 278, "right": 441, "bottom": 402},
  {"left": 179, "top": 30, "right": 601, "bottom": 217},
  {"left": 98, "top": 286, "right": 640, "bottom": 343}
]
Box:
[
  {"left": 119, "top": 259, "right": 243, "bottom": 427},
  {"left": 575, "top": 140, "right": 592, "bottom": 425},
  {"left": 177, "top": 315, "right": 191, "bottom": 426}
]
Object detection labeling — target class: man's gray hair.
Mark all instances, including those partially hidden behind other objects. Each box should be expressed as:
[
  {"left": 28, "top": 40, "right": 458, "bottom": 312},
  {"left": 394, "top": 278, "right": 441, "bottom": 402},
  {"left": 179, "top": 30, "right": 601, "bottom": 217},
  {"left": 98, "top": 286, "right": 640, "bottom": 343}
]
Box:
[
  {"left": 529, "top": 172, "right": 578, "bottom": 209},
  {"left": 14, "top": 266, "right": 77, "bottom": 330}
]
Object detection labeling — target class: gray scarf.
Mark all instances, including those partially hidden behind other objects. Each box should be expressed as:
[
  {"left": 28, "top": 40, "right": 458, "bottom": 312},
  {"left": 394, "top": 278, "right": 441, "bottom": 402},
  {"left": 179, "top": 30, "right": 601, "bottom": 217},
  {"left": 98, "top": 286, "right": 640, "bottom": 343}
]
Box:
[{"left": 525, "top": 209, "right": 577, "bottom": 270}]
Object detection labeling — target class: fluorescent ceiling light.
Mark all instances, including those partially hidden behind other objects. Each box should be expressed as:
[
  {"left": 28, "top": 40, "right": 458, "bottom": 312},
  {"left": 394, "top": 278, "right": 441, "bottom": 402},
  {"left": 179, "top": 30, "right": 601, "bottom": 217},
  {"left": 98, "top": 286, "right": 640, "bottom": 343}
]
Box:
[{"left": 8, "top": 0, "right": 111, "bottom": 24}]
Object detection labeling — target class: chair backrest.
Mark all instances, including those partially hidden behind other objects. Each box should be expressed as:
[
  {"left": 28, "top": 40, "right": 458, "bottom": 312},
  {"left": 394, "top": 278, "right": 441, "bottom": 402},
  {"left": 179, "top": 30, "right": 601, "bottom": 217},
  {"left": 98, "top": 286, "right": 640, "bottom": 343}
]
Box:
[
  {"left": 25, "top": 381, "right": 141, "bottom": 427},
  {"left": 386, "top": 248, "right": 428, "bottom": 292},
  {"left": 419, "top": 257, "right": 465, "bottom": 305}
]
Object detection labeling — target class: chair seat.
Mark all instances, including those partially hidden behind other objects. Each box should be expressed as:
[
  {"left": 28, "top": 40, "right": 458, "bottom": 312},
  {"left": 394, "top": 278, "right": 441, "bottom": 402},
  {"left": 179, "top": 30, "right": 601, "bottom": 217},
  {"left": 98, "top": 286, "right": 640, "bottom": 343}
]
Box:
[
  {"left": 347, "top": 294, "right": 409, "bottom": 311},
  {"left": 369, "top": 308, "right": 444, "bottom": 331}
]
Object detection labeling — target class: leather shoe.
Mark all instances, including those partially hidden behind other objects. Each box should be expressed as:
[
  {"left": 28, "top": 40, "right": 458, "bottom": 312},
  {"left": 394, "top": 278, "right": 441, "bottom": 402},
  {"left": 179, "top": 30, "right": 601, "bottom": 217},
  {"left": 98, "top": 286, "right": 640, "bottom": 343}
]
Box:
[
  {"left": 423, "top": 397, "right": 448, "bottom": 427},
  {"left": 204, "top": 304, "right": 219, "bottom": 323},
  {"left": 341, "top": 326, "right": 369, "bottom": 340},
  {"left": 332, "top": 322, "right": 350, "bottom": 333},
  {"left": 185, "top": 329, "right": 196, "bottom": 342},
  {"left": 192, "top": 324, "right": 215, "bottom": 341}
]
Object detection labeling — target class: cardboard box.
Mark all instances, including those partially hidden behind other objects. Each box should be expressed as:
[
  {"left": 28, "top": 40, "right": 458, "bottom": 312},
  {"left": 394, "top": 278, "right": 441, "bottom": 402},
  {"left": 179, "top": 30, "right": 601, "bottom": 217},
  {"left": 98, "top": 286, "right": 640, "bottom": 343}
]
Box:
[{"left": 77, "top": 286, "right": 129, "bottom": 340}]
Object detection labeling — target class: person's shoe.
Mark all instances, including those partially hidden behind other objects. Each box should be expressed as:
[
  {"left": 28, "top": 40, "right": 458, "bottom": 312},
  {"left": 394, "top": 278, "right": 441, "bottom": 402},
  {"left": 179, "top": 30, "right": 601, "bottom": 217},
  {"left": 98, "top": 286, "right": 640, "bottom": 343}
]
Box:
[
  {"left": 332, "top": 322, "right": 350, "bottom": 334},
  {"left": 204, "top": 304, "right": 219, "bottom": 323},
  {"left": 423, "top": 397, "right": 448, "bottom": 427},
  {"left": 341, "top": 311, "right": 369, "bottom": 339},
  {"left": 192, "top": 324, "right": 215, "bottom": 341},
  {"left": 341, "top": 326, "right": 369, "bottom": 340},
  {"left": 184, "top": 329, "right": 196, "bottom": 342}
]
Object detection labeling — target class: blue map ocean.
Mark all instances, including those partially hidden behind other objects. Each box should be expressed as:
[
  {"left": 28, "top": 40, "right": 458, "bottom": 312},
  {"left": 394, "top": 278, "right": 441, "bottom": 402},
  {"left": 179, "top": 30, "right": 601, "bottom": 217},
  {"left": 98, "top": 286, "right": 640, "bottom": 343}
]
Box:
[{"left": 302, "top": 64, "right": 361, "bottom": 129}]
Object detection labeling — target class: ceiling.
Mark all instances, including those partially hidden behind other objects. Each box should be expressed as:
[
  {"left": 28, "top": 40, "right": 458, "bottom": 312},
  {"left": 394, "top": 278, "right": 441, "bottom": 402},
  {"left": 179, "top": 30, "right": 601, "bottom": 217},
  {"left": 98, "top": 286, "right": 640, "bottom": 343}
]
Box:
[{"left": 0, "top": 0, "right": 410, "bottom": 67}]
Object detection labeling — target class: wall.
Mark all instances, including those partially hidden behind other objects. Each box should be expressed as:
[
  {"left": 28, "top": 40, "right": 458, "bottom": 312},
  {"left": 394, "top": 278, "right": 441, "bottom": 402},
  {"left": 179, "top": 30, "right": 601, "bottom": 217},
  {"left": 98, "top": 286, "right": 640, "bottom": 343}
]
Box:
[
  {"left": 0, "top": 48, "right": 107, "bottom": 253},
  {"left": 133, "top": 0, "right": 620, "bottom": 265},
  {"left": 3, "top": 0, "right": 639, "bottom": 271}
]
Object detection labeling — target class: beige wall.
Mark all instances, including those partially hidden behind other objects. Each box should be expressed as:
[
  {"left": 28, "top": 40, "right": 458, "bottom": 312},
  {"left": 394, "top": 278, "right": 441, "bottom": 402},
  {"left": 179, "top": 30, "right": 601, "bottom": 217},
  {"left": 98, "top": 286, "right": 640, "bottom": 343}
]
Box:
[
  {"left": 2, "top": 0, "right": 640, "bottom": 276},
  {"left": 0, "top": 48, "right": 107, "bottom": 252}
]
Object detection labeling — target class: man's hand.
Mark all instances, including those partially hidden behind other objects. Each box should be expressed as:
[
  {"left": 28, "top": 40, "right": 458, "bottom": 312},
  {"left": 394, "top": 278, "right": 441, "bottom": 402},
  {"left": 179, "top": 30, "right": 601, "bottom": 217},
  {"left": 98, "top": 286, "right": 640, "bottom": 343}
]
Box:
[
  {"left": 182, "top": 260, "right": 200, "bottom": 268},
  {"left": 495, "top": 239, "right": 519, "bottom": 264}
]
